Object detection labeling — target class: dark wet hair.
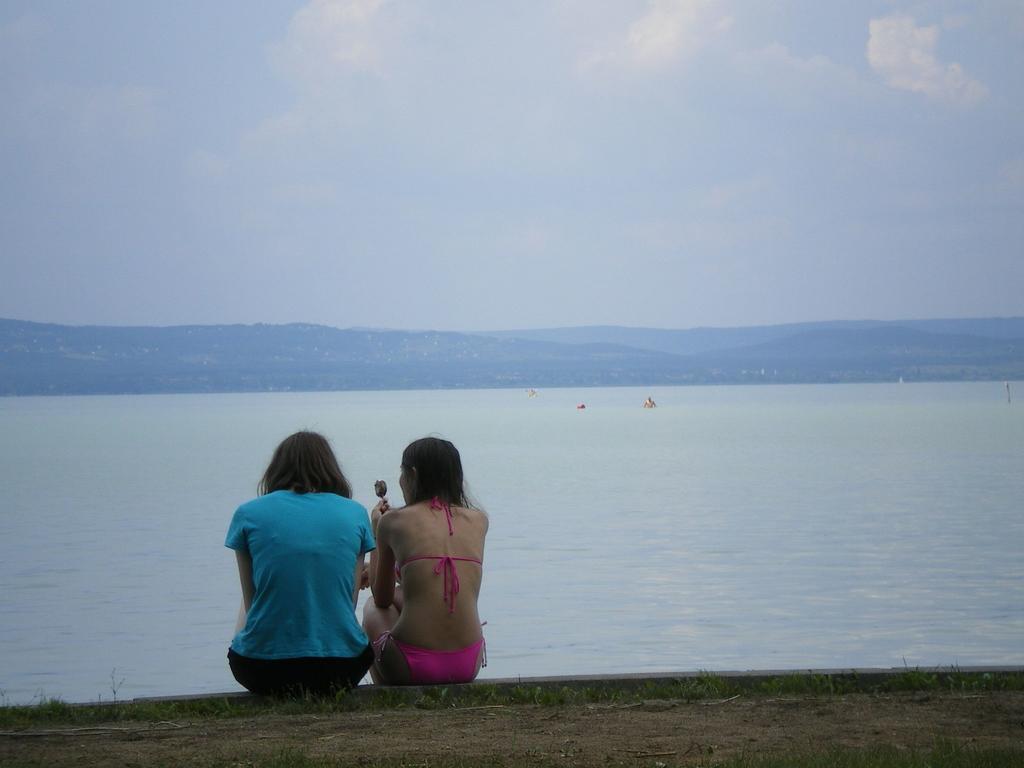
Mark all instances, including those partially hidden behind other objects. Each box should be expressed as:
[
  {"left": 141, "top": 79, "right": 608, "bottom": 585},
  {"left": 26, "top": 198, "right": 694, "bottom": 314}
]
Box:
[
  {"left": 401, "top": 437, "right": 468, "bottom": 507},
  {"left": 259, "top": 431, "right": 353, "bottom": 498}
]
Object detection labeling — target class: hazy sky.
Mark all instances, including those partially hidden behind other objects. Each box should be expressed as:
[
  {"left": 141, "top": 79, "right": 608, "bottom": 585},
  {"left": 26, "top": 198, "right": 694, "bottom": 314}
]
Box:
[{"left": 2, "top": 1, "right": 1022, "bottom": 331}]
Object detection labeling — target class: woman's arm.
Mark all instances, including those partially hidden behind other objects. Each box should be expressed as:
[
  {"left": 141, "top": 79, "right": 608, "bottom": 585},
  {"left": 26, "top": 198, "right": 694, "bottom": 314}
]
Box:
[
  {"left": 234, "top": 550, "right": 255, "bottom": 631},
  {"left": 371, "top": 514, "right": 397, "bottom": 609},
  {"left": 366, "top": 499, "right": 389, "bottom": 592},
  {"left": 352, "top": 552, "right": 365, "bottom": 608}
]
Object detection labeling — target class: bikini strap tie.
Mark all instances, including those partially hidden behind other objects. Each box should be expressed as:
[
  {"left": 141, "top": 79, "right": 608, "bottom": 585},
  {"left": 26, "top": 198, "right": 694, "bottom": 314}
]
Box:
[
  {"left": 430, "top": 496, "right": 454, "bottom": 536},
  {"left": 433, "top": 555, "right": 460, "bottom": 614}
]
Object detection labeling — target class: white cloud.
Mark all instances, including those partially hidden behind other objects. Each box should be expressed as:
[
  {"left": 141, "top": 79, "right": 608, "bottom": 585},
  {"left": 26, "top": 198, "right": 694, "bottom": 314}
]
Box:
[
  {"left": 580, "top": 0, "right": 732, "bottom": 74},
  {"left": 248, "top": 0, "right": 394, "bottom": 149},
  {"left": 736, "top": 42, "right": 860, "bottom": 88},
  {"left": 867, "top": 14, "right": 987, "bottom": 106},
  {"left": 270, "top": 0, "right": 390, "bottom": 88},
  {"left": 744, "top": 43, "right": 836, "bottom": 76},
  {"left": 731, "top": 43, "right": 871, "bottom": 111},
  {"left": 628, "top": 0, "right": 718, "bottom": 68}
]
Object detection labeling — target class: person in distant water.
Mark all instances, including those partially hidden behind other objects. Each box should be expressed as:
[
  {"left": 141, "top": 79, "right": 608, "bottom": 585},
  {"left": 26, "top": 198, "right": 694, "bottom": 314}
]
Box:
[
  {"left": 642, "top": 396, "right": 657, "bottom": 409},
  {"left": 225, "top": 431, "right": 375, "bottom": 696},
  {"left": 363, "top": 437, "right": 488, "bottom": 685}
]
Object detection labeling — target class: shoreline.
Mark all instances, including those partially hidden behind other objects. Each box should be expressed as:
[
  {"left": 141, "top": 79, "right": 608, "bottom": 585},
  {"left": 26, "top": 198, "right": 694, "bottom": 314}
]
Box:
[
  {"left": 2, "top": 378, "right": 1021, "bottom": 400},
  {"left": 107, "top": 664, "right": 1024, "bottom": 708}
]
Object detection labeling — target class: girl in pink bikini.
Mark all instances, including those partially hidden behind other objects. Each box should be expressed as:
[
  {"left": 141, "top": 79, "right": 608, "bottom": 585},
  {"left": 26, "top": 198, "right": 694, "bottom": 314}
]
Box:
[{"left": 362, "top": 437, "right": 488, "bottom": 685}]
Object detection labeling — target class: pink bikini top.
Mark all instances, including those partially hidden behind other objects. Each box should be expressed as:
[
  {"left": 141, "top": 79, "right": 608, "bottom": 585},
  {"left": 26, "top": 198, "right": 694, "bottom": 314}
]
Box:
[{"left": 397, "top": 497, "right": 482, "bottom": 614}]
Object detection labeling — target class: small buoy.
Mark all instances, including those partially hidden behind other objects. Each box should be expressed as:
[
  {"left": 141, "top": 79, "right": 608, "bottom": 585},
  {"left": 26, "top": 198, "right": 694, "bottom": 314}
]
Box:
[{"left": 576, "top": 403, "right": 586, "bottom": 410}]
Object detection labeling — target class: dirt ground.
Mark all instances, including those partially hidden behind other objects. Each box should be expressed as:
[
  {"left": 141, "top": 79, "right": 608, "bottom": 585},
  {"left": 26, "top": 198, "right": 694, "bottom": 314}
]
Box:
[{"left": 3, "top": 691, "right": 1023, "bottom": 767}]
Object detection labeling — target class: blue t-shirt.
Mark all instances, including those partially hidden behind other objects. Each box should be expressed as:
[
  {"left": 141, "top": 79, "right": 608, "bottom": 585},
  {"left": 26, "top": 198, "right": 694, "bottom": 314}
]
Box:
[{"left": 225, "top": 490, "right": 375, "bottom": 659}]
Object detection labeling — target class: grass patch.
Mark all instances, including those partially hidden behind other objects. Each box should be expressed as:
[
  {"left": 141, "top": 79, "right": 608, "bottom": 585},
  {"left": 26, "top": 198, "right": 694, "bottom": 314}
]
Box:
[
  {"left": 756, "top": 672, "right": 861, "bottom": 697},
  {"left": 879, "top": 668, "right": 1024, "bottom": 694},
  {"left": 405, "top": 672, "right": 742, "bottom": 710},
  {"left": 2, "top": 668, "right": 1021, "bottom": 729},
  {"left": 0, "top": 691, "right": 360, "bottom": 729}
]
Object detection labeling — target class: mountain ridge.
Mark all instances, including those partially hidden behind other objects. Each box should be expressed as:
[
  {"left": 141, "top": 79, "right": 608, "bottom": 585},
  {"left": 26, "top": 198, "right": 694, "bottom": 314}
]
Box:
[
  {"left": 478, "top": 317, "right": 1024, "bottom": 356},
  {"left": 1, "top": 317, "right": 1022, "bottom": 395}
]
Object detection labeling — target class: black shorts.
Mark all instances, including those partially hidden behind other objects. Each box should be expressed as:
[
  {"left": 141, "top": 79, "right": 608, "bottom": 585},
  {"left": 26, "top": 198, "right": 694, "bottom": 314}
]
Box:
[{"left": 228, "top": 644, "right": 374, "bottom": 697}]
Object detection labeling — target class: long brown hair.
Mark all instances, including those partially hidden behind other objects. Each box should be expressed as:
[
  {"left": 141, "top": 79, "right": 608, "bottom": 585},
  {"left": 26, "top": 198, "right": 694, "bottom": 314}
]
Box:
[
  {"left": 400, "top": 436, "right": 468, "bottom": 506},
  {"left": 259, "top": 431, "right": 353, "bottom": 497}
]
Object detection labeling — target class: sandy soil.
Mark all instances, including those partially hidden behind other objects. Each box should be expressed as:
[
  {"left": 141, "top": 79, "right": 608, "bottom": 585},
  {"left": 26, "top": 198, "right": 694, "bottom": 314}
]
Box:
[{"left": 3, "top": 691, "right": 1023, "bottom": 767}]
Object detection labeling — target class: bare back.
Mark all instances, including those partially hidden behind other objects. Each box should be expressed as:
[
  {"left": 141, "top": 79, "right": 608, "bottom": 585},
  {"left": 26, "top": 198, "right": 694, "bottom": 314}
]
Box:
[{"left": 377, "top": 500, "right": 488, "bottom": 649}]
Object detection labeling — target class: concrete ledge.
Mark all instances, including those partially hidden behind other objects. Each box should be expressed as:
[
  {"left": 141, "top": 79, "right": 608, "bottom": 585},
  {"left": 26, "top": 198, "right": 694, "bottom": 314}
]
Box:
[
  {"left": 470, "top": 665, "right": 1024, "bottom": 689},
  {"left": 128, "top": 665, "right": 1024, "bottom": 706}
]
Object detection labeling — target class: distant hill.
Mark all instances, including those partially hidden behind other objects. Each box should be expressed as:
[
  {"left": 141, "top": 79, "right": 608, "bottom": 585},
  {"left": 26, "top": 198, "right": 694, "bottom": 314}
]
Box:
[
  {"left": 1, "top": 317, "right": 1022, "bottom": 395},
  {"left": 695, "top": 326, "right": 1024, "bottom": 381},
  {"left": 0, "top": 319, "right": 682, "bottom": 394},
  {"left": 480, "top": 318, "right": 1024, "bottom": 356}
]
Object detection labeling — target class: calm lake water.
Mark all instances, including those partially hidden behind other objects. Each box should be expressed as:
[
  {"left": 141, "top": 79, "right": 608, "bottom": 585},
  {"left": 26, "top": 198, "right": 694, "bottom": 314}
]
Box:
[{"left": 1, "top": 383, "right": 1021, "bottom": 704}]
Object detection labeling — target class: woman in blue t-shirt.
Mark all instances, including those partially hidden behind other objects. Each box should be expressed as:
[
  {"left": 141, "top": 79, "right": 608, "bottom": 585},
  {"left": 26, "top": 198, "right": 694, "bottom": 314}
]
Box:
[{"left": 225, "top": 431, "right": 375, "bottom": 695}]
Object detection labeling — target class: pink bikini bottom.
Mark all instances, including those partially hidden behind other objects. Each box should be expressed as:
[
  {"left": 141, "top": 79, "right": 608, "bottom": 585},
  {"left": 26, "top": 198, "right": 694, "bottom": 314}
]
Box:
[{"left": 373, "top": 632, "right": 486, "bottom": 685}]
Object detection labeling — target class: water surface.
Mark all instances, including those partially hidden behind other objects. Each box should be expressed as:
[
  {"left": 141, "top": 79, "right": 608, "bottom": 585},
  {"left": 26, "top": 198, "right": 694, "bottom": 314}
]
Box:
[{"left": 1, "top": 383, "right": 1021, "bottom": 704}]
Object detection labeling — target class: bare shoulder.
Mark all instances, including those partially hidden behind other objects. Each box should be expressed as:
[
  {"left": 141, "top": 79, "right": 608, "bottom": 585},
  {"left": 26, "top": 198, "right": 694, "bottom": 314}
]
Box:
[
  {"left": 377, "top": 504, "right": 413, "bottom": 535},
  {"left": 380, "top": 504, "right": 414, "bottom": 525},
  {"left": 457, "top": 504, "right": 489, "bottom": 532},
  {"left": 381, "top": 502, "right": 436, "bottom": 534}
]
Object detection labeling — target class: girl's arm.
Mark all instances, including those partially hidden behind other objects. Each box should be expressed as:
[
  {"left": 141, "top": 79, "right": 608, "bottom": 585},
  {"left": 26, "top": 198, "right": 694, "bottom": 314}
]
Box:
[
  {"left": 236, "top": 550, "right": 255, "bottom": 611},
  {"left": 371, "top": 513, "right": 397, "bottom": 609},
  {"left": 366, "top": 499, "right": 389, "bottom": 593},
  {"left": 352, "top": 552, "right": 365, "bottom": 608},
  {"left": 234, "top": 550, "right": 255, "bottom": 631}
]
